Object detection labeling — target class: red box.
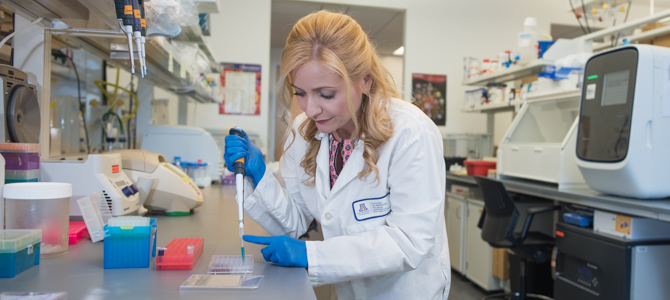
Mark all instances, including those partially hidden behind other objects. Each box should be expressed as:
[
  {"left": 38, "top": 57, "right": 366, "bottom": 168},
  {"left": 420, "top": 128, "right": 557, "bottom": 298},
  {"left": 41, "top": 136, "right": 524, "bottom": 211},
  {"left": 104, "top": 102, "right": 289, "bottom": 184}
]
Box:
[
  {"left": 69, "top": 221, "right": 89, "bottom": 245},
  {"left": 156, "top": 238, "right": 204, "bottom": 270},
  {"left": 463, "top": 160, "right": 497, "bottom": 176}
]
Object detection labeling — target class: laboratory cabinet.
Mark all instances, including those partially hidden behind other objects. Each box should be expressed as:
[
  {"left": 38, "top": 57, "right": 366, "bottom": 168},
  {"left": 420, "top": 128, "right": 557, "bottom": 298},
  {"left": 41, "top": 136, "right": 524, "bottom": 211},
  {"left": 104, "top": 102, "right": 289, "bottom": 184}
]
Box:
[
  {"left": 445, "top": 192, "right": 467, "bottom": 275},
  {"left": 465, "top": 200, "right": 502, "bottom": 291},
  {"left": 497, "top": 97, "right": 586, "bottom": 190}
]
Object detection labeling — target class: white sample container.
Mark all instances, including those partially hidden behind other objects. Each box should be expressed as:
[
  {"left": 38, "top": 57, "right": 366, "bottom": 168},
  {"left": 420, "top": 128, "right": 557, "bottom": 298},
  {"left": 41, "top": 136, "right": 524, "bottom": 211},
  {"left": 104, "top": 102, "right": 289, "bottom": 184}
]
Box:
[
  {"left": 497, "top": 95, "right": 586, "bottom": 189},
  {"left": 4, "top": 183, "right": 72, "bottom": 256},
  {"left": 594, "top": 210, "right": 670, "bottom": 240}
]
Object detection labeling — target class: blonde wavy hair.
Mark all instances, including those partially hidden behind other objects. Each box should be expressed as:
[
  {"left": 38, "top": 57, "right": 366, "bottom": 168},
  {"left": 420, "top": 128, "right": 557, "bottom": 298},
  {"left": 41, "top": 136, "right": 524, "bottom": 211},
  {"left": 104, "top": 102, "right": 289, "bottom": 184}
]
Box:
[{"left": 278, "top": 10, "right": 400, "bottom": 185}]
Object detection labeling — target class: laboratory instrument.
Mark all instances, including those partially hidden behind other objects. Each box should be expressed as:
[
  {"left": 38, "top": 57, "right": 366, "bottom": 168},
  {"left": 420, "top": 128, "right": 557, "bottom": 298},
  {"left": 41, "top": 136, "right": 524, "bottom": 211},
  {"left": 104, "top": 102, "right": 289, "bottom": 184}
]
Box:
[
  {"left": 554, "top": 222, "right": 670, "bottom": 300},
  {"left": 0, "top": 143, "right": 40, "bottom": 183},
  {"left": 497, "top": 95, "right": 586, "bottom": 190},
  {"left": 156, "top": 238, "right": 204, "bottom": 270},
  {"left": 208, "top": 255, "right": 254, "bottom": 274},
  {"left": 131, "top": 0, "right": 145, "bottom": 77},
  {"left": 141, "top": 125, "right": 224, "bottom": 182},
  {"left": 4, "top": 182, "right": 72, "bottom": 256},
  {"left": 112, "top": 149, "right": 203, "bottom": 216},
  {"left": 68, "top": 221, "right": 88, "bottom": 245},
  {"left": 576, "top": 45, "right": 670, "bottom": 199},
  {"left": 76, "top": 192, "right": 112, "bottom": 243},
  {"left": 0, "top": 229, "right": 41, "bottom": 278},
  {"left": 139, "top": 0, "right": 147, "bottom": 76},
  {"left": 103, "top": 217, "right": 156, "bottom": 269},
  {"left": 0, "top": 65, "right": 40, "bottom": 143},
  {"left": 593, "top": 210, "right": 670, "bottom": 240},
  {"left": 442, "top": 133, "right": 493, "bottom": 159},
  {"left": 114, "top": 0, "right": 135, "bottom": 74},
  {"left": 40, "top": 153, "right": 140, "bottom": 217},
  {"left": 229, "top": 127, "right": 246, "bottom": 263}
]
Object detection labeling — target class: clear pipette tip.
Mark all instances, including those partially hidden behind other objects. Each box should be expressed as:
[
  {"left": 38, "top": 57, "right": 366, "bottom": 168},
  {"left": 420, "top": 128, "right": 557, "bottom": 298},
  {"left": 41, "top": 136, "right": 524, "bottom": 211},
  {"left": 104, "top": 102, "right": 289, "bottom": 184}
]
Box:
[{"left": 239, "top": 221, "right": 245, "bottom": 263}]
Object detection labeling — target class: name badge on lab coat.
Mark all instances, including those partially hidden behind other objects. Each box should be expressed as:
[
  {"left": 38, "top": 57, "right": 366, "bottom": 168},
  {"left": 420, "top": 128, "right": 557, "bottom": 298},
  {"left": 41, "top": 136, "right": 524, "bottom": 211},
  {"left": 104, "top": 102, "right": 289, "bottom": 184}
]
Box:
[{"left": 352, "top": 193, "right": 391, "bottom": 221}]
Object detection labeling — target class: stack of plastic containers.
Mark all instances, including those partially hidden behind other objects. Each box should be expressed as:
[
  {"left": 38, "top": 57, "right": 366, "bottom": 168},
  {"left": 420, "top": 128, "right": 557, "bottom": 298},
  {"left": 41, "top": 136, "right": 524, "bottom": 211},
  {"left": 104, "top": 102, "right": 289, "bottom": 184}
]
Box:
[
  {"left": 103, "top": 216, "right": 157, "bottom": 269},
  {"left": 0, "top": 229, "right": 41, "bottom": 278},
  {"left": 76, "top": 192, "right": 112, "bottom": 243},
  {"left": 0, "top": 143, "right": 40, "bottom": 183},
  {"left": 68, "top": 221, "right": 89, "bottom": 245},
  {"left": 156, "top": 238, "right": 204, "bottom": 270}
]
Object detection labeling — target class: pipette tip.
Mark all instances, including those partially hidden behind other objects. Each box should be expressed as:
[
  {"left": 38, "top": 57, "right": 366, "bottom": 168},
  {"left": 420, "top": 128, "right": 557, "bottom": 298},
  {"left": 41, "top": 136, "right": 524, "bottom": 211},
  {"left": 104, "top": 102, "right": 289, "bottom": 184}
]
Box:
[{"left": 241, "top": 247, "right": 245, "bottom": 263}]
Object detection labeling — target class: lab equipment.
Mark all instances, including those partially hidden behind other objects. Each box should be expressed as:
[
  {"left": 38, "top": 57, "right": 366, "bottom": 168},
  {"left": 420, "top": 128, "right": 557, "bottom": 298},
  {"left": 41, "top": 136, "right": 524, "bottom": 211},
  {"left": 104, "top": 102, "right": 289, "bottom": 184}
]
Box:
[
  {"left": 0, "top": 292, "right": 67, "bottom": 300},
  {"left": 131, "top": 0, "right": 145, "bottom": 78},
  {"left": 207, "top": 255, "right": 254, "bottom": 274},
  {"left": 114, "top": 0, "right": 136, "bottom": 74},
  {"left": 554, "top": 222, "right": 670, "bottom": 300},
  {"left": 40, "top": 153, "right": 140, "bottom": 217},
  {"left": 68, "top": 221, "right": 88, "bottom": 245},
  {"left": 0, "top": 65, "right": 40, "bottom": 143},
  {"left": 517, "top": 17, "right": 541, "bottom": 65},
  {"left": 141, "top": 125, "right": 224, "bottom": 182},
  {"left": 497, "top": 95, "right": 586, "bottom": 190},
  {"left": 103, "top": 217, "right": 156, "bottom": 269},
  {"left": 139, "top": 0, "right": 147, "bottom": 76},
  {"left": 0, "top": 229, "right": 41, "bottom": 278},
  {"left": 4, "top": 183, "right": 72, "bottom": 256},
  {"left": 194, "top": 160, "right": 210, "bottom": 188},
  {"left": 463, "top": 160, "right": 496, "bottom": 176},
  {"left": 576, "top": 45, "right": 670, "bottom": 199},
  {"left": 76, "top": 192, "right": 112, "bottom": 243},
  {"left": 593, "top": 210, "right": 670, "bottom": 240},
  {"left": 243, "top": 235, "right": 308, "bottom": 268},
  {"left": 0, "top": 143, "right": 40, "bottom": 183},
  {"left": 229, "top": 127, "right": 246, "bottom": 263},
  {"left": 0, "top": 154, "right": 4, "bottom": 229},
  {"left": 155, "top": 238, "right": 204, "bottom": 270},
  {"left": 179, "top": 274, "right": 264, "bottom": 292},
  {"left": 442, "top": 133, "right": 492, "bottom": 159},
  {"left": 112, "top": 149, "right": 203, "bottom": 216},
  {"left": 224, "top": 128, "right": 266, "bottom": 187},
  {"left": 562, "top": 212, "right": 593, "bottom": 227}
]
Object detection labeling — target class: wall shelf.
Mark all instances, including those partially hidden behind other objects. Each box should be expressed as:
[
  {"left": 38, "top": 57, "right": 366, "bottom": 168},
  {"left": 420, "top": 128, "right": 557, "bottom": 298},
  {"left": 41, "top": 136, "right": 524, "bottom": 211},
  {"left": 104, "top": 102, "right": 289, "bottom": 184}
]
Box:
[
  {"left": 462, "top": 60, "right": 550, "bottom": 86},
  {"left": 525, "top": 89, "right": 581, "bottom": 103},
  {"left": 461, "top": 100, "right": 521, "bottom": 113}
]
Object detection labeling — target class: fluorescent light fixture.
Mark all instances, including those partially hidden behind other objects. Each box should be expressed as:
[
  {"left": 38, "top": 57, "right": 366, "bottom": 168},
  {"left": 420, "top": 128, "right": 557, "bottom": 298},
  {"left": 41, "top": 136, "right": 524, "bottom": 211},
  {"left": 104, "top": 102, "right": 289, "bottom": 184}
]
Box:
[{"left": 393, "top": 46, "right": 404, "bottom": 56}]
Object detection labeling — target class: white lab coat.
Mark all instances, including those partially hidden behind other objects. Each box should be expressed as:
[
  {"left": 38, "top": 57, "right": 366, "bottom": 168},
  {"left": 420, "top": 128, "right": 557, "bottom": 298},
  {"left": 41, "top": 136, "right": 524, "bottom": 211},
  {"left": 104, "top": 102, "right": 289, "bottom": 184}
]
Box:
[{"left": 244, "top": 98, "right": 450, "bottom": 300}]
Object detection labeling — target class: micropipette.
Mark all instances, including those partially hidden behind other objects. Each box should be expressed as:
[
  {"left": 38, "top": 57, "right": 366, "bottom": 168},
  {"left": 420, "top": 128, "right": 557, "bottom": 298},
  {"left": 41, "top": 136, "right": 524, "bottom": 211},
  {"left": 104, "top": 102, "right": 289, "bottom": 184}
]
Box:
[
  {"left": 131, "top": 0, "right": 145, "bottom": 78},
  {"left": 139, "top": 0, "right": 147, "bottom": 76},
  {"left": 114, "top": 0, "right": 135, "bottom": 74},
  {"left": 229, "top": 126, "right": 246, "bottom": 263}
]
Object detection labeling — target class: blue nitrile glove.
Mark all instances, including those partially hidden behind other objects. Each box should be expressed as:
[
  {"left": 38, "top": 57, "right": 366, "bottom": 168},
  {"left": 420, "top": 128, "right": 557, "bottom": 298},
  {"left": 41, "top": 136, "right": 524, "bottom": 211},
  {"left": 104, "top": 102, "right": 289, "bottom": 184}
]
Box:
[
  {"left": 243, "top": 235, "right": 308, "bottom": 268},
  {"left": 224, "top": 129, "right": 266, "bottom": 188}
]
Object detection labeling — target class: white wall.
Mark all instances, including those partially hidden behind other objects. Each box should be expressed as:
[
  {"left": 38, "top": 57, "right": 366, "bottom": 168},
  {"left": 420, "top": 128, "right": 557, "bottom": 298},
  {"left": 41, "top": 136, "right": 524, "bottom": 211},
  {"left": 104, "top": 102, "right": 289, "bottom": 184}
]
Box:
[
  {"left": 196, "top": 0, "right": 272, "bottom": 148},
  {"left": 380, "top": 55, "right": 404, "bottom": 95}
]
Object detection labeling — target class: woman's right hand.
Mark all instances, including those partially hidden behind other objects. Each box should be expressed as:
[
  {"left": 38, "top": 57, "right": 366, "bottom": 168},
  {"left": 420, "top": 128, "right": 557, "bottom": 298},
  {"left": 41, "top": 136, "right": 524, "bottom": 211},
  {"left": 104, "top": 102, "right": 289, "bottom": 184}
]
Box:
[{"left": 224, "top": 129, "right": 266, "bottom": 188}]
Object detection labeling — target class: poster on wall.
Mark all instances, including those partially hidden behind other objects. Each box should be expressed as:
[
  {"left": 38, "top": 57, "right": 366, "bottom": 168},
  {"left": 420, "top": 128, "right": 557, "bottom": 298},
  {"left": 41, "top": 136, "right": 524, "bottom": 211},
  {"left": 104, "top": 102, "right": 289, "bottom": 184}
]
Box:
[
  {"left": 218, "top": 63, "right": 261, "bottom": 115},
  {"left": 412, "top": 73, "right": 446, "bottom": 126}
]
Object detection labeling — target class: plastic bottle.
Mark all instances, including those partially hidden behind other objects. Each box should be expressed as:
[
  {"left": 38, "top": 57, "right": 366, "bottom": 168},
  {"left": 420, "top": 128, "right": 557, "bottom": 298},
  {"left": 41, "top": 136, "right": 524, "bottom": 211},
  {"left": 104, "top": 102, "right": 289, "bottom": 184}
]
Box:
[
  {"left": 481, "top": 59, "right": 490, "bottom": 74},
  {"left": 517, "top": 17, "right": 540, "bottom": 65},
  {"left": 173, "top": 156, "right": 184, "bottom": 171}
]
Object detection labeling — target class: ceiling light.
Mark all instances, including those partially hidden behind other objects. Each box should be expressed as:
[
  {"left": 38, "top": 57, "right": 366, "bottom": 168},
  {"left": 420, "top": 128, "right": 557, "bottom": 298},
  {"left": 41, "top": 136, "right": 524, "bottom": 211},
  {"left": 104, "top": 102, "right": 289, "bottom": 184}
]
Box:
[{"left": 393, "top": 46, "right": 404, "bottom": 56}]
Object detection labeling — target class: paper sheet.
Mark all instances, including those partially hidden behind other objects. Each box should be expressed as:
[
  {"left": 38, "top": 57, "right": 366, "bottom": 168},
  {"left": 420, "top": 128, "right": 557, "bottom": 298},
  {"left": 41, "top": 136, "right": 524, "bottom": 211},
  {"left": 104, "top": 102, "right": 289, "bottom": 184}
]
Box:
[{"left": 224, "top": 71, "right": 257, "bottom": 114}]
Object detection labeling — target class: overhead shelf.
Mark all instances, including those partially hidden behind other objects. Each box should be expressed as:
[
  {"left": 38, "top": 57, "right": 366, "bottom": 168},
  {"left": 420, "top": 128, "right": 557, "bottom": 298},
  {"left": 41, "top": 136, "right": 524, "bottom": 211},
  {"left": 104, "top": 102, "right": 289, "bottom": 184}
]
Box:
[
  {"left": 169, "top": 86, "right": 218, "bottom": 104},
  {"left": 461, "top": 100, "right": 521, "bottom": 113},
  {"left": 172, "top": 24, "right": 219, "bottom": 73},
  {"left": 525, "top": 89, "right": 582, "bottom": 103},
  {"left": 462, "top": 60, "right": 550, "bottom": 86}
]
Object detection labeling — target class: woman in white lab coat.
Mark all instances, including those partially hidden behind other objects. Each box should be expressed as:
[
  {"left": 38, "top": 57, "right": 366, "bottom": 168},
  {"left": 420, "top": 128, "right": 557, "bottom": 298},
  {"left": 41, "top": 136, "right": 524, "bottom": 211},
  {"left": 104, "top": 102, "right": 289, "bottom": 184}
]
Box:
[{"left": 224, "top": 10, "right": 450, "bottom": 300}]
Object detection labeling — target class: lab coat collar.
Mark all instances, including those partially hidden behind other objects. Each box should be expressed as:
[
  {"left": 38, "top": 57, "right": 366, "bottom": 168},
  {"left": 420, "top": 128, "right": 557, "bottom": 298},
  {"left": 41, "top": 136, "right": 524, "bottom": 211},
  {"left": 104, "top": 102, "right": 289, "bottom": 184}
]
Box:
[
  {"left": 315, "top": 136, "right": 331, "bottom": 200},
  {"left": 315, "top": 132, "right": 327, "bottom": 140}
]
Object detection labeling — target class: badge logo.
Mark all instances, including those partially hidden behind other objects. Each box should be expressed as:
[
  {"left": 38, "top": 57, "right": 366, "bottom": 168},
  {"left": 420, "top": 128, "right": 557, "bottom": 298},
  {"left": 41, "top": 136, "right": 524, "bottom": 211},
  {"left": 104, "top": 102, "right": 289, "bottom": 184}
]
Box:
[{"left": 359, "top": 203, "right": 368, "bottom": 212}]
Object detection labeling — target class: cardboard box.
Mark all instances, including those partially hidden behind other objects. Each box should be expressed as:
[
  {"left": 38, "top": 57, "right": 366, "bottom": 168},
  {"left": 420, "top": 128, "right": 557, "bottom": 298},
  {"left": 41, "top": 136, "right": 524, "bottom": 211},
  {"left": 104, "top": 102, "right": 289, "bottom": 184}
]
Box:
[
  {"left": 492, "top": 248, "right": 509, "bottom": 280},
  {"left": 639, "top": 23, "right": 670, "bottom": 48}
]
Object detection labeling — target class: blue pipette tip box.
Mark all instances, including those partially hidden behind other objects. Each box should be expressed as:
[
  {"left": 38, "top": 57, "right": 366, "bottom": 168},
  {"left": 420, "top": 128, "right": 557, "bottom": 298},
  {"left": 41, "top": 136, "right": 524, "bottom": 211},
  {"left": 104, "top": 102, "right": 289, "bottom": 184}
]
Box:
[{"left": 103, "top": 218, "right": 157, "bottom": 269}]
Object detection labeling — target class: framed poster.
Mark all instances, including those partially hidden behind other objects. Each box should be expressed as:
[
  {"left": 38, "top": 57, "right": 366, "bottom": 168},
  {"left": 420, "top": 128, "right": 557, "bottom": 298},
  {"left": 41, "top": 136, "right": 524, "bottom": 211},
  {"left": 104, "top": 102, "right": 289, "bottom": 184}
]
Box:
[
  {"left": 412, "top": 73, "right": 446, "bottom": 126},
  {"left": 219, "top": 63, "right": 261, "bottom": 115}
]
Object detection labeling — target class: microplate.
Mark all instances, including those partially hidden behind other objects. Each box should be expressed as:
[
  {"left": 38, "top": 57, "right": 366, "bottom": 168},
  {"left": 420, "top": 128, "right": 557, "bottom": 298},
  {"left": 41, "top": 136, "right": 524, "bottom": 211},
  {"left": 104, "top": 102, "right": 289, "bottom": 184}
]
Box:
[
  {"left": 179, "top": 274, "right": 263, "bottom": 292},
  {"left": 207, "top": 255, "right": 254, "bottom": 274}
]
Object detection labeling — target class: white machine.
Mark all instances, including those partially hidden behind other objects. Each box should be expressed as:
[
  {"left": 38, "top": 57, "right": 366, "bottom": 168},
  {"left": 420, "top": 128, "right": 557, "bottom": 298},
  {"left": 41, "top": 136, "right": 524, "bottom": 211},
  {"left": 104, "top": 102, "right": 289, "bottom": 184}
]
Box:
[
  {"left": 0, "top": 65, "right": 40, "bottom": 143},
  {"left": 40, "top": 153, "right": 140, "bottom": 217},
  {"left": 112, "top": 149, "right": 204, "bottom": 216},
  {"left": 141, "top": 125, "right": 224, "bottom": 182},
  {"left": 576, "top": 45, "right": 670, "bottom": 199},
  {"left": 497, "top": 95, "right": 586, "bottom": 190}
]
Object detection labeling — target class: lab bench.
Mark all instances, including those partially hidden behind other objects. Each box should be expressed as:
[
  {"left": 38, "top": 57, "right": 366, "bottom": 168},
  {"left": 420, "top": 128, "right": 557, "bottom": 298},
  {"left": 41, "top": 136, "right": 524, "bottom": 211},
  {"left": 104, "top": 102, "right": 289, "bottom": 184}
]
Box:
[
  {"left": 0, "top": 184, "right": 317, "bottom": 300},
  {"left": 447, "top": 173, "right": 670, "bottom": 222}
]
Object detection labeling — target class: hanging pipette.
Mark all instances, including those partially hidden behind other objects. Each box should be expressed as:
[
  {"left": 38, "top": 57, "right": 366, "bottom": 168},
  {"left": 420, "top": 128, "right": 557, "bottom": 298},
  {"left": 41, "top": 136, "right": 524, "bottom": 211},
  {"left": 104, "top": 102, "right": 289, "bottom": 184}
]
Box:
[
  {"left": 229, "top": 126, "right": 246, "bottom": 263},
  {"left": 139, "top": 0, "right": 147, "bottom": 76},
  {"left": 131, "top": 0, "right": 145, "bottom": 78},
  {"left": 114, "top": 0, "right": 135, "bottom": 73}
]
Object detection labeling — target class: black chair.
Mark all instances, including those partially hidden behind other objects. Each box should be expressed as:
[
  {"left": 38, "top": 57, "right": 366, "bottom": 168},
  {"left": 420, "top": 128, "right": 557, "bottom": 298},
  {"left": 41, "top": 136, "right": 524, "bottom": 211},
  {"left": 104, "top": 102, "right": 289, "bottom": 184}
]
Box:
[{"left": 474, "top": 176, "right": 560, "bottom": 300}]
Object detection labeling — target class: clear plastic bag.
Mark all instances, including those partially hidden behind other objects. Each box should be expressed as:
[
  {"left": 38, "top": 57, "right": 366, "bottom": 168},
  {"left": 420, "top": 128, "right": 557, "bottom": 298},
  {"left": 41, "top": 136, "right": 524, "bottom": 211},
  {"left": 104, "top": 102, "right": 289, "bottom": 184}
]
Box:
[{"left": 145, "top": 0, "right": 199, "bottom": 33}]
